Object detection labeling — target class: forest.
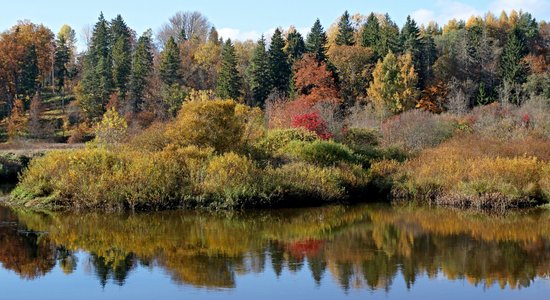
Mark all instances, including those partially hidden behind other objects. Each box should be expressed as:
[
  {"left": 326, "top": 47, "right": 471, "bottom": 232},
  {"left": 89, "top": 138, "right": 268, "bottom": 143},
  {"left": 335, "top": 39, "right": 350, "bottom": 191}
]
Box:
[{"left": 1, "top": 9, "right": 550, "bottom": 210}]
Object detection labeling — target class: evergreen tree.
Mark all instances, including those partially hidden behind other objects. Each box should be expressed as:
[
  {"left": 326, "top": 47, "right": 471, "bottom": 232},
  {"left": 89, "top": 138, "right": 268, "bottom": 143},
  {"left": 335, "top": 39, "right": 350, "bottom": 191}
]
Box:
[
  {"left": 401, "top": 16, "right": 423, "bottom": 87},
  {"left": 216, "top": 39, "right": 242, "bottom": 100},
  {"left": 110, "top": 15, "right": 132, "bottom": 99},
  {"left": 286, "top": 29, "right": 306, "bottom": 62},
  {"left": 248, "top": 36, "right": 272, "bottom": 107},
  {"left": 269, "top": 28, "right": 291, "bottom": 95},
  {"left": 54, "top": 35, "right": 70, "bottom": 91},
  {"left": 159, "top": 36, "right": 182, "bottom": 86},
  {"left": 208, "top": 26, "right": 220, "bottom": 44},
  {"left": 418, "top": 29, "right": 437, "bottom": 88},
  {"left": 335, "top": 11, "right": 355, "bottom": 46},
  {"left": 378, "top": 14, "right": 401, "bottom": 57},
  {"left": 306, "top": 19, "right": 328, "bottom": 63},
  {"left": 500, "top": 26, "right": 529, "bottom": 85},
  {"left": 361, "top": 13, "right": 380, "bottom": 50},
  {"left": 18, "top": 44, "right": 39, "bottom": 97},
  {"left": 129, "top": 30, "right": 154, "bottom": 112},
  {"left": 79, "top": 12, "right": 113, "bottom": 120}
]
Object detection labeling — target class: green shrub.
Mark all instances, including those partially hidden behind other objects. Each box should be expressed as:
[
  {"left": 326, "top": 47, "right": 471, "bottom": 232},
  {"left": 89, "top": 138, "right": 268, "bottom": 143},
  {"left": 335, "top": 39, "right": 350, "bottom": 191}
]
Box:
[
  {"left": 255, "top": 128, "right": 319, "bottom": 154},
  {"left": 340, "top": 128, "right": 380, "bottom": 150},
  {"left": 281, "top": 140, "right": 356, "bottom": 167}
]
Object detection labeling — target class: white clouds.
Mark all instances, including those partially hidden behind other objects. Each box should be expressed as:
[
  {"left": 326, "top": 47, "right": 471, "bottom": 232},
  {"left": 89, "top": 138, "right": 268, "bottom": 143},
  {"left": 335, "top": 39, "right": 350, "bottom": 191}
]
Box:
[
  {"left": 411, "top": 0, "right": 480, "bottom": 25},
  {"left": 218, "top": 28, "right": 261, "bottom": 41},
  {"left": 490, "top": 0, "right": 550, "bottom": 14}
]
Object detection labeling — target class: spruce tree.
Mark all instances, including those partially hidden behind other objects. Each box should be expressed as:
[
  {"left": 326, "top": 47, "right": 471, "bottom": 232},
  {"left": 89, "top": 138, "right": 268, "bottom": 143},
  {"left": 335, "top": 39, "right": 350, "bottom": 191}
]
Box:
[
  {"left": 378, "top": 14, "right": 401, "bottom": 57},
  {"left": 269, "top": 29, "right": 291, "bottom": 95},
  {"left": 54, "top": 35, "right": 70, "bottom": 91},
  {"left": 306, "top": 19, "right": 328, "bottom": 63},
  {"left": 248, "top": 36, "right": 272, "bottom": 107},
  {"left": 129, "top": 30, "right": 154, "bottom": 112},
  {"left": 401, "top": 16, "right": 422, "bottom": 87},
  {"left": 500, "top": 26, "right": 528, "bottom": 85},
  {"left": 110, "top": 15, "right": 132, "bottom": 99},
  {"left": 159, "top": 36, "right": 182, "bottom": 86},
  {"left": 208, "top": 27, "right": 220, "bottom": 44},
  {"left": 217, "top": 39, "right": 242, "bottom": 100},
  {"left": 335, "top": 11, "right": 355, "bottom": 46},
  {"left": 361, "top": 13, "right": 380, "bottom": 50},
  {"left": 286, "top": 29, "right": 306, "bottom": 62},
  {"left": 19, "top": 44, "right": 39, "bottom": 97},
  {"left": 79, "top": 12, "right": 113, "bottom": 120}
]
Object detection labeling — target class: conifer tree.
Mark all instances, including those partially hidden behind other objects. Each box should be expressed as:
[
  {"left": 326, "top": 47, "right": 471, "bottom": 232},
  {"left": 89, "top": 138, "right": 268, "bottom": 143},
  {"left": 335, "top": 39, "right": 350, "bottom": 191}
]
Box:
[
  {"left": 129, "top": 30, "right": 154, "bottom": 112},
  {"left": 306, "top": 19, "right": 328, "bottom": 63},
  {"left": 54, "top": 35, "right": 70, "bottom": 91},
  {"left": 269, "top": 29, "right": 291, "bottom": 95},
  {"left": 248, "top": 36, "right": 272, "bottom": 107},
  {"left": 286, "top": 29, "right": 306, "bottom": 62},
  {"left": 159, "top": 36, "right": 182, "bottom": 86},
  {"left": 217, "top": 39, "right": 242, "bottom": 100},
  {"left": 361, "top": 13, "right": 380, "bottom": 50},
  {"left": 500, "top": 26, "right": 529, "bottom": 85},
  {"left": 19, "top": 44, "right": 39, "bottom": 97},
  {"left": 335, "top": 11, "right": 355, "bottom": 46},
  {"left": 378, "top": 14, "right": 401, "bottom": 57},
  {"left": 110, "top": 15, "right": 132, "bottom": 99}
]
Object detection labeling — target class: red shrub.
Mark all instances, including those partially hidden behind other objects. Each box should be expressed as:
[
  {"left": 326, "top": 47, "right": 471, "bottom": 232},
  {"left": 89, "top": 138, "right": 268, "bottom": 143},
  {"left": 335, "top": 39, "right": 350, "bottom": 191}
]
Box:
[{"left": 291, "top": 112, "right": 333, "bottom": 140}]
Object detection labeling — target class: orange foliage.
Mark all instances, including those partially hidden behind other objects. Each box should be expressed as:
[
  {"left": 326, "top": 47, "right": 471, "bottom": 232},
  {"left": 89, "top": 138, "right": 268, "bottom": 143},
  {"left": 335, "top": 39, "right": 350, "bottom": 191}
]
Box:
[
  {"left": 416, "top": 81, "right": 448, "bottom": 113},
  {"left": 293, "top": 54, "right": 340, "bottom": 105}
]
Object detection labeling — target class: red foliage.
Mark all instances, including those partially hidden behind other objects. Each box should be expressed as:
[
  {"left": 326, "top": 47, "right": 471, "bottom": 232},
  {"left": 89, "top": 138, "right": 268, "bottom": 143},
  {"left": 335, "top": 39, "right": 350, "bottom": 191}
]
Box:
[
  {"left": 293, "top": 54, "right": 340, "bottom": 105},
  {"left": 291, "top": 112, "right": 333, "bottom": 140}
]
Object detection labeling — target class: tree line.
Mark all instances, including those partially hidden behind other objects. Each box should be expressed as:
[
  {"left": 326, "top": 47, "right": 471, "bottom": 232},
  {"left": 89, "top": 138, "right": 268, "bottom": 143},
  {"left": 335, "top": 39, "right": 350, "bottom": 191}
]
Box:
[{"left": 0, "top": 9, "right": 549, "bottom": 130}]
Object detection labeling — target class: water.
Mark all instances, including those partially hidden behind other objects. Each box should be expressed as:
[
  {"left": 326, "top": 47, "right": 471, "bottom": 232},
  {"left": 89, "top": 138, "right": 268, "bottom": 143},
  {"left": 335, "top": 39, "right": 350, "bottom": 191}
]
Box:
[{"left": 0, "top": 203, "right": 549, "bottom": 300}]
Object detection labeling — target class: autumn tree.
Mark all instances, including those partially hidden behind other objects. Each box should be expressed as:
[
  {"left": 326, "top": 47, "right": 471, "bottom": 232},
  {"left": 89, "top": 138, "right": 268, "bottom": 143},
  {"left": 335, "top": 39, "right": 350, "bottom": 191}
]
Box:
[
  {"left": 328, "top": 45, "right": 375, "bottom": 104},
  {"left": 217, "top": 39, "right": 241, "bottom": 100},
  {"left": 294, "top": 54, "right": 339, "bottom": 105},
  {"left": 368, "top": 51, "right": 418, "bottom": 114},
  {"left": 7, "top": 99, "right": 26, "bottom": 139},
  {"left": 248, "top": 36, "right": 271, "bottom": 107},
  {"left": 157, "top": 11, "right": 211, "bottom": 45},
  {"left": 306, "top": 19, "right": 329, "bottom": 63},
  {"left": 28, "top": 92, "right": 47, "bottom": 139},
  {"left": 269, "top": 29, "right": 291, "bottom": 95},
  {"left": 335, "top": 11, "right": 355, "bottom": 46}
]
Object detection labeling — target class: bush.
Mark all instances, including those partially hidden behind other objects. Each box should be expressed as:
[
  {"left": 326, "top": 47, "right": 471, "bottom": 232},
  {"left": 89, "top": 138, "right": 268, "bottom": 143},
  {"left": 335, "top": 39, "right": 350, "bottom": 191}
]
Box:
[
  {"left": 380, "top": 109, "right": 456, "bottom": 151},
  {"left": 339, "top": 128, "right": 379, "bottom": 150},
  {"left": 255, "top": 128, "right": 319, "bottom": 154},
  {"left": 166, "top": 98, "right": 264, "bottom": 153},
  {"left": 281, "top": 140, "right": 356, "bottom": 167},
  {"left": 291, "top": 112, "right": 333, "bottom": 140},
  {"left": 94, "top": 108, "right": 128, "bottom": 145}
]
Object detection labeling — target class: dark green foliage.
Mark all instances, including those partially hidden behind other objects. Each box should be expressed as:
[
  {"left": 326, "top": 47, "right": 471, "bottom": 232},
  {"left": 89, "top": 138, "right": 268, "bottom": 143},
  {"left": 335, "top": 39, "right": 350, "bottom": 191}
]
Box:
[
  {"left": 129, "top": 30, "right": 154, "bottom": 112},
  {"left": 269, "top": 29, "right": 291, "bottom": 95},
  {"left": 217, "top": 39, "right": 242, "bottom": 100},
  {"left": 361, "top": 13, "right": 380, "bottom": 51},
  {"left": 418, "top": 29, "right": 437, "bottom": 88},
  {"left": 500, "top": 26, "right": 529, "bottom": 85},
  {"left": 79, "top": 13, "right": 113, "bottom": 120},
  {"left": 340, "top": 128, "right": 380, "bottom": 150},
  {"left": 306, "top": 19, "right": 328, "bottom": 63},
  {"left": 159, "top": 36, "right": 182, "bottom": 86},
  {"left": 282, "top": 140, "right": 356, "bottom": 167},
  {"left": 335, "top": 11, "right": 355, "bottom": 46},
  {"left": 400, "top": 16, "right": 422, "bottom": 85},
  {"left": 286, "top": 30, "right": 306, "bottom": 61},
  {"left": 377, "top": 14, "right": 401, "bottom": 57},
  {"left": 248, "top": 36, "right": 272, "bottom": 107},
  {"left": 110, "top": 15, "right": 132, "bottom": 99},
  {"left": 18, "top": 44, "right": 39, "bottom": 97},
  {"left": 54, "top": 35, "right": 70, "bottom": 91}
]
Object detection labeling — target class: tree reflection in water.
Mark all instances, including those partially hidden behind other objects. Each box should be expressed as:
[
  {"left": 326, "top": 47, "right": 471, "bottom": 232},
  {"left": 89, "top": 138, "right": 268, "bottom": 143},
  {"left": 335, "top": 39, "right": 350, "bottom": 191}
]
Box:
[{"left": 1, "top": 204, "right": 550, "bottom": 291}]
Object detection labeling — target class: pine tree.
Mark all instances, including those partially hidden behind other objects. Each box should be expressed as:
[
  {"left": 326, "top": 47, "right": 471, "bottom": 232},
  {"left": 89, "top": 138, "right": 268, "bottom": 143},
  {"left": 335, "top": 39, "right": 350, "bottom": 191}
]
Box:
[
  {"left": 378, "top": 14, "right": 401, "bottom": 57},
  {"left": 361, "top": 13, "right": 380, "bottom": 50},
  {"left": 217, "top": 39, "right": 242, "bottom": 100},
  {"left": 18, "top": 44, "right": 39, "bottom": 97},
  {"left": 286, "top": 29, "right": 306, "bottom": 62},
  {"left": 54, "top": 35, "right": 70, "bottom": 91},
  {"left": 500, "top": 26, "right": 529, "bottom": 85},
  {"left": 306, "top": 19, "right": 328, "bottom": 63},
  {"left": 129, "top": 30, "right": 154, "bottom": 112},
  {"left": 335, "top": 11, "right": 355, "bottom": 46},
  {"left": 401, "top": 16, "right": 423, "bottom": 87},
  {"left": 418, "top": 29, "right": 437, "bottom": 88},
  {"left": 159, "top": 36, "right": 182, "bottom": 86},
  {"left": 248, "top": 36, "right": 272, "bottom": 107},
  {"left": 110, "top": 15, "right": 132, "bottom": 99},
  {"left": 269, "top": 28, "right": 291, "bottom": 95}
]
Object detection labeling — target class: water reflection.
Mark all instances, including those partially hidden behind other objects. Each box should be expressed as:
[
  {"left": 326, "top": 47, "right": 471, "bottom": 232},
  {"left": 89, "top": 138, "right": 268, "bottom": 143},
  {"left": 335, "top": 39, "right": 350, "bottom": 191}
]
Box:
[{"left": 1, "top": 204, "right": 550, "bottom": 292}]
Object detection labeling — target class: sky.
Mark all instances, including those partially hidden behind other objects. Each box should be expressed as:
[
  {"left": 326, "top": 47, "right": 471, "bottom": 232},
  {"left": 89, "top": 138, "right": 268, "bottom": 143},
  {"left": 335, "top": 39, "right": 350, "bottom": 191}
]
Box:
[{"left": 1, "top": 0, "right": 549, "bottom": 50}]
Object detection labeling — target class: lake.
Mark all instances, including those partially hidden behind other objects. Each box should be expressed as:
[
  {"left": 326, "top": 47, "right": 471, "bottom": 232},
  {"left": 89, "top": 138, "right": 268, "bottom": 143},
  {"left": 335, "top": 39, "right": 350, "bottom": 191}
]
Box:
[{"left": 1, "top": 203, "right": 549, "bottom": 300}]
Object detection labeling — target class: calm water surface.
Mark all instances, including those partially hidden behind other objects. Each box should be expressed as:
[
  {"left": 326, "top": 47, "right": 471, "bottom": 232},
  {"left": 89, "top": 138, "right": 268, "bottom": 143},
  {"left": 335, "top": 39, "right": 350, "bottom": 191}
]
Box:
[{"left": 1, "top": 203, "right": 550, "bottom": 300}]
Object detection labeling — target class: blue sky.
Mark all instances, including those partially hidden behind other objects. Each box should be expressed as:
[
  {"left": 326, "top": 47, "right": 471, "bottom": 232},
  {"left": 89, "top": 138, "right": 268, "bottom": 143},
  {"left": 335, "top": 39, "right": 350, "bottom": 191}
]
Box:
[{"left": 1, "top": 0, "right": 549, "bottom": 49}]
